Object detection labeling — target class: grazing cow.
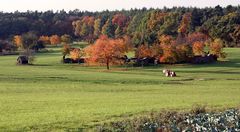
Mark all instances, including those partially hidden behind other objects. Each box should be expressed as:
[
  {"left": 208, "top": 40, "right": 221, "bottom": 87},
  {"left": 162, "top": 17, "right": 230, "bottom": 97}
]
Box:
[
  {"left": 162, "top": 69, "right": 169, "bottom": 74},
  {"left": 165, "top": 71, "right": 170, "bottom": 77},
  {"left": 170, "top": 71, "right": 176, "bottom": 77},
  {"left": 163, "top": 69, "right": 177, "bottom": 77}
]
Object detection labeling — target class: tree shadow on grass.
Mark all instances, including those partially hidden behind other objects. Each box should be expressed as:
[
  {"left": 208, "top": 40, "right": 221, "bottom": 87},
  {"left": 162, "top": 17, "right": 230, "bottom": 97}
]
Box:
[{"left": 31, "top": 64, "right": 53, "bottom": 66}]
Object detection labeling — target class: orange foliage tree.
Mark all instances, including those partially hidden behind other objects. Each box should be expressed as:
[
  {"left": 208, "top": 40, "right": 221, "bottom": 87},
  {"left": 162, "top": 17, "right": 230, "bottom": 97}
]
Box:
[
  {"left": 178, "top": 13, "right": 192, "bottom": 35},
  {"left": 84, "top": 35, "right": 129, "bottom": 70},
  {"left": 151, "top": 44, "right": 163, "bottom": 59},
  {"left": 158, "top": 35, "right": 179, "bottom": 63},
  {"left": 160, "top": 44, "right": 178, "bottom": 64},
  {"left": 13, "top": 35, "right": 22, "bottom": 48},
  {"left": 135, "top": 44, "right": 152, "bottom": 58},
  {"left": 50, "top": 35, "right": 61, "bottom": 45},
  {"left": 192, "top": 41, "right": 205, "bottom": 56},
  {"left": 158, "top": 35, "right": 173, "bottom": 45}
]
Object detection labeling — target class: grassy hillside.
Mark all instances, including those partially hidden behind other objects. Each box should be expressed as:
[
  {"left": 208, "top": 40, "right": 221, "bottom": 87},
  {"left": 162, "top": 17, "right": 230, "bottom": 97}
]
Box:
[{"left": 0, "top": 48, "right": 239, "bottom": 131}]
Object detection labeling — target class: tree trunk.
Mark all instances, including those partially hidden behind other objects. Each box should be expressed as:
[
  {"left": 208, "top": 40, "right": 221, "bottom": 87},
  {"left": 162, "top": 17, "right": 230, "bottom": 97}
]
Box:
[{"left": 106, "top": 59, "right": 110, "bottom": 70}]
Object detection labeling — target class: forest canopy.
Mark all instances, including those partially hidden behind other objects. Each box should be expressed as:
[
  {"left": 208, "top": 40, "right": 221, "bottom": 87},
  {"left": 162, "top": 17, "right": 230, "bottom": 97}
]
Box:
[{"left": 0, "top": 5, "right": 240, "bottom": 47}]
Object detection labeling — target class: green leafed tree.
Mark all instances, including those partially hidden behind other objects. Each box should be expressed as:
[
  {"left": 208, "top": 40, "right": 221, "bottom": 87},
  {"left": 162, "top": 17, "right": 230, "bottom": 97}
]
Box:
[
  {"left": 101, "top": 19, "right": 114, "bottom": 38},
  {"left": 94, "top": 18, "right": 101, "bottom": 38}
]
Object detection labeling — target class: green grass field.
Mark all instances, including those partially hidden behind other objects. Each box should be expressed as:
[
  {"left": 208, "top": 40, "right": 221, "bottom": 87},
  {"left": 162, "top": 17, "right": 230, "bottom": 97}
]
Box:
[{"left": 0, "top": 47, "right": 239, "bottom": 131}]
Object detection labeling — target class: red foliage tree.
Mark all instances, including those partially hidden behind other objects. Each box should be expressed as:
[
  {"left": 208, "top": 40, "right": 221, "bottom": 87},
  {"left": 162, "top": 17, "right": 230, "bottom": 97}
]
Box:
[{"left": 112, "top": 13, "right": 128, "bottom": 28}]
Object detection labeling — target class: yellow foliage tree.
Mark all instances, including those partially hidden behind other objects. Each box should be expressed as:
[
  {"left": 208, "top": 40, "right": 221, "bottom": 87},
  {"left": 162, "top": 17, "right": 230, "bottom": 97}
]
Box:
[
  {"left": 209, "top": 39, "right": 226, "bottom": 58},
  {"left": 70, "top": 48, "right": 81, "bottom": 61},
  {"left": 13, "top": 35, "right": 22, "bottom": 48}
]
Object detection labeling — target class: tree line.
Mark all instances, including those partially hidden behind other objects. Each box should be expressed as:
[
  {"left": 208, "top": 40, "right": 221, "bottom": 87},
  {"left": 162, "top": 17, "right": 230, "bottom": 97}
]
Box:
[
  {"left": 0, "top": 5, "right": 240, "bottom": 47},
  {"left": 62, "top": 33, "right": 225, "bottom": 69}
]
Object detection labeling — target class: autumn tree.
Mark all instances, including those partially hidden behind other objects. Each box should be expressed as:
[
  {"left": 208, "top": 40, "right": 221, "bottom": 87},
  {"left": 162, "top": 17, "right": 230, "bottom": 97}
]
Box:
[
  {"left": 187, "top": 32, "right": 209, "bottom": 44},
  {"left": 176, "top": 13, "right": 192, "bottom": 44},
  {"left": 112, "top": 13, "right": 129, "bottom": 38},
  {"left": 72, "top": 20, "right": 82, "bottom": 36},
  {"left": 112, "top": 13, "right": 128, "bottom": 28},
  {"left": 150, "top": 44, "right": 163, "bottom": 60},
  {"left": 21, "top": 32, "right": 38, "bottom": 50},
  {"left": 101, "top": 19, "right": 114, "bottom": 38},
  {"left": 147, "top": 11, "right": 167, "bottom": 31},
  {"left": 0, "top": 40, "right": 17, "bottom": 52},
  {"left": 209, "top": 39, "right": 226, "bottom": 58},
  {"left": 192, "top": 41, "right": 205, "bottom": 56},
  {"left": 85, "top": 35, "right": 128, "bottom": 70},
  {"left": 94, "top": 18, "right": 101, "bottom": 38},
  {"left": 146, "top": 11, "right": 168, "bottom": 44},
  {"left": 158, "top": 35, "right": 174, "bottom": 45},
  {"left": 176, "top": 44, "right": 193, "bottom": 62},
  {"left": 80, "top": 23, "right": 89, "bottom": 38},
  {"left": 230, "top": 25, "right": 240, "bottom": 47},
  {"left": 20, "top": 32, "right": 39, "bottom": 64},
  {"left": 50, "top": 35, "right": 61, "bottom": 45},
  {"left": 178, "top": 13, "right": 192, "bottom": 36},
  {"left": 13, "top": 35, "right": 23, "bottom": 48},
  {"left": 39, "top": 36, "right": 50, "bottom": 44},
  {"left": 73, "top": 16, "right": 95, "bottom": 42},
  {"left": 159, "top": 35, "right": 190, "bottom": 64},
  {"left": 62, "top": 44, "right": 71, "bottom": 58},
  {"left": 160, "top": 44, "right": 178, "bottom": 64},
  {"left": 135, "top": 44, "right": 152, "bottom": 58},
  {"left": 114, "top": 26, "right": 123, "bottom": 38},
  {"left": 61, "top": 34, "right": 72, "bottom": 44},
  {"left": 70, "top": 48, "right": 81, "bottom": 61}
]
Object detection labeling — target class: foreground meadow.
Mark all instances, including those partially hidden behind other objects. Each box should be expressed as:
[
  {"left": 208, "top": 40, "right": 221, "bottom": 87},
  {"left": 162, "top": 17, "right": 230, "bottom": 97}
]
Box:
[{"left": 0, "top": 48, "right": 239, "bottom": 131}]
